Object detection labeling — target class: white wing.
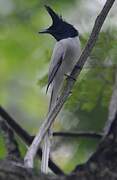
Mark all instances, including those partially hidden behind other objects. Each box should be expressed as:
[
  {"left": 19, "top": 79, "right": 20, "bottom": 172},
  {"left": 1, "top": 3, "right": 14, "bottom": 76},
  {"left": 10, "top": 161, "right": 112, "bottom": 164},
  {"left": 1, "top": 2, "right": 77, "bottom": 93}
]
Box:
[{"left": 46, "top": 42, "right": 65, "bottom": 93}]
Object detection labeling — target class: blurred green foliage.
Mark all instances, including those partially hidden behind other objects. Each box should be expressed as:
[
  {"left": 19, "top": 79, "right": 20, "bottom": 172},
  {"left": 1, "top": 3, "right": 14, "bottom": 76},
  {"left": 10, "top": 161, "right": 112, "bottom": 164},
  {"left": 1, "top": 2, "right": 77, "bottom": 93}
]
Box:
[
  {"left": 0, "top": 0, "right": 117, "bottom": 173},
  {"left": 0, "top": 133, "right": 6, "bottom": 159}
]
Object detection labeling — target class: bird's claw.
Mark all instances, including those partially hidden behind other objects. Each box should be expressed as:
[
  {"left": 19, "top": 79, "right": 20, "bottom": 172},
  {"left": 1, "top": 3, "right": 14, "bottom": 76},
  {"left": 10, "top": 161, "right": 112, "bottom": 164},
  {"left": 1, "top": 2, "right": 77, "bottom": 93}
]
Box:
[{"left": 65, "top": 74, "right": 76, "bottom": 81}]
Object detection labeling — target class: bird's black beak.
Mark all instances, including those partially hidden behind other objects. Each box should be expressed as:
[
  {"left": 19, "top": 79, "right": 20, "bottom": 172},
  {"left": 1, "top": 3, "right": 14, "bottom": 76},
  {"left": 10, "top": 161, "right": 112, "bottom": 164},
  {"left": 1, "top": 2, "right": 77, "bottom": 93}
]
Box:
[{"left": 39, "top": 29, "right": 50, "bottom": 34}]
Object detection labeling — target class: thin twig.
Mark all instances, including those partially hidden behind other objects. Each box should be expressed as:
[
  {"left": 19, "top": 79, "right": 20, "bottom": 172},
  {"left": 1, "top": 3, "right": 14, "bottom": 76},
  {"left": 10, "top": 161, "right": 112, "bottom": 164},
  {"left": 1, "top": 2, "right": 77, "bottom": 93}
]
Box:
[
  {"left": 0, "top": 118, "right": 21, "bottom": 161},
  {"left": 24, "top": 0, "right": 115, "bottom": 168},
  {"left": 53, "top": 131, "right": 102, "bottom": 139},
  {"left": 0, "top": 106, "right": 64, "bottom": 175}
]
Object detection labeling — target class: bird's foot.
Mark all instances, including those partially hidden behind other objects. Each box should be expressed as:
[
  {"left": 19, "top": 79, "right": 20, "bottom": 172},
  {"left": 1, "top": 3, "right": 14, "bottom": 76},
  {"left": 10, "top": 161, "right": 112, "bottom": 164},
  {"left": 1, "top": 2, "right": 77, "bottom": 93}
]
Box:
[{"left": 65, "top": 73, "right": 76, "bottom": 81}]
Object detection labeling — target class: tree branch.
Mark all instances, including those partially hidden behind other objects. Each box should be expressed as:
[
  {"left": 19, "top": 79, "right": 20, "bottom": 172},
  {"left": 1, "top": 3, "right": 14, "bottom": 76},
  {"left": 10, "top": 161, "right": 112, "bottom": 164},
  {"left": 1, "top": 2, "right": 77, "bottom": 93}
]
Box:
[
  {"left": 53, "top": 131, "right": 102, "bottom": 139},
  {"left": 24, "top": 0, "right": 115, "bottom": 168},
  {"left": 0, "top": 113, "right": 117, "bottom": 179},
  {"left": 0, "top": 106, "right": 64, "bottom": 175}
]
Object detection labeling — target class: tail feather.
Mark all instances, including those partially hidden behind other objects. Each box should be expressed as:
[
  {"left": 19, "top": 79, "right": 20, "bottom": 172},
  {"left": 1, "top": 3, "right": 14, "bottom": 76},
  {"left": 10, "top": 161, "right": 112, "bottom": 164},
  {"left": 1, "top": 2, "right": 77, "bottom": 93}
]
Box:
[
  {"left": 49, "top": 77, "right": 62, "bottom": 112},
  {"left": 41, "top": 76, "right": 63, "bottom": 173},
  {"left": 41, "top": 85, "right": 56, "bottom": 173},
  {"left": 41, "top": 133, "right": 51, "bottom": 173}
]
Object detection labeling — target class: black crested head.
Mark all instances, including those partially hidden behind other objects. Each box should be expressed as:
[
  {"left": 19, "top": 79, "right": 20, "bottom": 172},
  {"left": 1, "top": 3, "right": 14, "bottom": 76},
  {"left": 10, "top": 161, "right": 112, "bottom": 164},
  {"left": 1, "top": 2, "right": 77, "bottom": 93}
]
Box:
[{"left": 39, "top": 5, "right": 78, "bottom": 41}]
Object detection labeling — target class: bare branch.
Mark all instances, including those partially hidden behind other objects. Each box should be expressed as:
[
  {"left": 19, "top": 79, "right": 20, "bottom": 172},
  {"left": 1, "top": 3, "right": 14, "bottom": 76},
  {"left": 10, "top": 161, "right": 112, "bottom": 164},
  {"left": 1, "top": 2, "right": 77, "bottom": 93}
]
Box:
[
  {"left": 24, "top": 0, "right": 116, "bottom": 168},
  {"left": 0, "top": 106, "right": 64, "bottom": 175},
  {"left": 53, "top": 131, "right": 102, "bottom": 139}
]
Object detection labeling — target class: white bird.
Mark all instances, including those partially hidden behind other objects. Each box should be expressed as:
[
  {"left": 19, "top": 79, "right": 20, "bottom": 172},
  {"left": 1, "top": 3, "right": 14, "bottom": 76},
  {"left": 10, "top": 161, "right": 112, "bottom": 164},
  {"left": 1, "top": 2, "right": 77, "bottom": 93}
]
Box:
[{"left": 39, "top": 5, "right": 81, "bottom": 173}]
